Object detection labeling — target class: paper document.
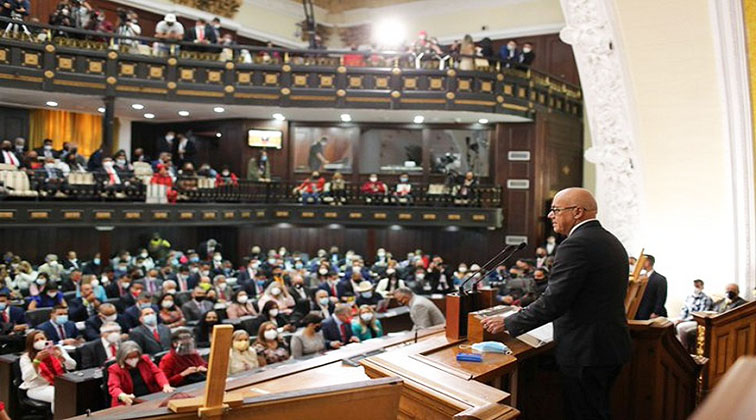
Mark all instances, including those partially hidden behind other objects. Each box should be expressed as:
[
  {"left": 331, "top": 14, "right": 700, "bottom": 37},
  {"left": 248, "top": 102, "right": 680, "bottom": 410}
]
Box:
[{"left": 516, "top": 322, "right": 554, "bottom": 348}]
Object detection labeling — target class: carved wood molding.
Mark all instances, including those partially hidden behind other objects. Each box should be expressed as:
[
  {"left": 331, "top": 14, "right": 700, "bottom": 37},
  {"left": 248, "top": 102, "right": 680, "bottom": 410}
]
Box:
[{"left": 170, "top": 0, "right": 242, "bottom": 18}]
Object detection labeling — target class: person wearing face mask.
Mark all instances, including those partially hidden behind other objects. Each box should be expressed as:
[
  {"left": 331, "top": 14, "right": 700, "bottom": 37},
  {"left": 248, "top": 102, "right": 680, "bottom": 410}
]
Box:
[
  {"left": 159, "top": 328, "right": 208, "bottom": 386},
  {"left": 354, "top": 281, "right": 381, "bottom": 306},
  {"left": 326, "top": 172, "right": 347, "bottom": 205},
  {"left": 38, "top": 305, "right": 81, "bottom": 345},
  {"left": 393, "top": 173, "right": 413, "bottom": 204},
  {"left": 322, "top": 304, "right": 360, "bottom": 348},
  {"left": 38, "top": 254, "right": 64, "bottom": 283},
  {"left": 0, "top": 139, "right": 22, "bottom": 168},
  {"left": 36, "top": 156, "right": 66, "bottom": 196},
  {"left": 215, "top": 165, "right": 238, "bottom": 187},
  {"left": 361, "top": 173, "right": 387, "bottom": 204},
  {"left": 107, "top": 340, "right": 173, "bottom": 407},
  {"left": 197, "top": 239, "right": 222, "bottom": 262},
  {"left": 254, "top": 321, "right": 290, "bottom": 364},
  {"left": 290, "top": 314, "right": 326, "bottom": 359},
  {"left": 312, "top": 289, "right": 335, "bottom": 319},
  {"left": 228, "top": 330, "right": 262, "bottom": 373},
  {"left": 181, "top": 287, "right": 214, "bottom": 322},
  {"left": 715, "top": 283, "right": 747, "bottom": 313},
  {"left": 498, "top": 39, "right": 520, "bottom": 68},
  {"left": 0, "top": 290, "right": 28, "bottom": 353},
  {"left": 516, "top": 41, "right": 535, "bottom": 70},
  {"left": 28, "top": 282, "right": 67, "bottom": 310},
  {"left": 34, "top": 139, "right": 59, "bottom": 159},
  {"left": 84, "top": 303, "right": 130, "bottom": 341},
  {"left": 257, "top": 282, "right": 295, "bottom": 315},
  {"left": 83, "top": 253, "right": 103, "bottom": 276},
  {"left": 11, "top": 261, "right": 38, "bottom": 294},
  {"left": 351, "top": 305, "right": 383, "bottom": 341},
  {"left": 105, "top": 273, "right": 134, "bottom": 302},
  {"left": 227, "top": 290, "right": 258, "bottom": 319},
  {"left": 194, "top": 310, "right": 220, "bottom": 348},
  {"left": 20, "top": 330, "right": 77, "bottom": 413},
  {"left": 124, "top": 290, "right": 159, "bottom": 329},
  {"left": 68, "top": 282, "right": 101, "bottom": 322},
  {"left": 375, "top": 268, "right": 406, "bottom": 298},
  {"left": 252, "top": 301, "right": 295, "bottom": 335},
  {"left": 157, "top": 293, "right": 186, "bottom": 328},
  {"left": 80, "top": 321, "right": 123, "bottom": 369},
  {"left": 674, "top": 280, "right": 713, "bottom": 351},
  {"left": 113, "top": 150, "right": 133, "bottom": 172},
  {"left": 212, "top": 274, "right": 232, "bottom": 303},
  {"left": 128, "top": 307, "right": 171, "bottom": 355},
  {"left": 635, "top": 255, "right": 668, "bottom": 320},
  {"left": 287, "top": 274, "right": 311, "bottom": 324},
  {"left": 296, "top": 171, "right": 326, "bottom": 204},
  {"left": 452, "top": 264, "right": 469, "bottom": 287}
]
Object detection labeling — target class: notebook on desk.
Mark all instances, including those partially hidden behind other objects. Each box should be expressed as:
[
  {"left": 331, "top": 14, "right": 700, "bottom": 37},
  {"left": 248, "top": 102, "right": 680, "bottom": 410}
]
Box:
[{"left": 515, "top": 322, "right": 554, "bottom": 348}]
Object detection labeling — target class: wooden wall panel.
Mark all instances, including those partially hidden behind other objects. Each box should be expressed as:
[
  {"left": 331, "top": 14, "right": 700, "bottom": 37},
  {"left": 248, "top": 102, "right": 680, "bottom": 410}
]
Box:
[
  {"left": 0, "top": 106, "right": 29, "bottom": 142},
  {"left": 491, "top": 33, "right": 579, "bottom": 86}
]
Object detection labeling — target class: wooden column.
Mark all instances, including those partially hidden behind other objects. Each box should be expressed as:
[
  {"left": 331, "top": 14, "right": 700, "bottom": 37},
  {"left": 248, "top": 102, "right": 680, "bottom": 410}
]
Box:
[
  {"left": 199, "top": 324, "right": 234, "bottom": 418},
  {"left": 97, "top": 227, "right": 113, "bottom": 267},
  {"left": 101, "top": 96, "right": 115, "bottom": 156}
]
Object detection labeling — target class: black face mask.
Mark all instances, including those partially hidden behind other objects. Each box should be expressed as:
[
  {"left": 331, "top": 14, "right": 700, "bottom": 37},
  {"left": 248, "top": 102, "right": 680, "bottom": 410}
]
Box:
[
  {"left": 314, "top": 325, "right": 322, "bottom": 332},
  {"left": 195, "top": 296, "right": 205, "bottom": 302},
  {"left": 726, "top": 291, "right": 737, "bottom": 300}
]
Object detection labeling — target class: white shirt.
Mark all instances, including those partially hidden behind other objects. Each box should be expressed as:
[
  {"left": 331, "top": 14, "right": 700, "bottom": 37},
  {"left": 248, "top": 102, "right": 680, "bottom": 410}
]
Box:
[
  {"left": 568, "top": 218, "right": 597, "bottom": 237},
  {"left": 2, "top": 150, "right": 19, "bottom": 166},
  {"left": 19, "top": 346, "right": 77, "bottom": 390},
  {"left": 101, "top": 338, "right": 117, "bottom": 359}
]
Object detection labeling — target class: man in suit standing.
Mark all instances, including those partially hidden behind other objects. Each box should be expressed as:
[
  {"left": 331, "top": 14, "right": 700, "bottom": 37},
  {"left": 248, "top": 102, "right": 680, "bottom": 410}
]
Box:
[
  {"left": 38, "top": 305, "right": 82, "bottom": 345},
  {"left": 635, "top": 255, "right": 668, "bottom": 320},
  {"left": 394, "top": 288, "right": 446, "bottom": 329},
  {"left": 197, "top": 239, "right": 221, "bottom": 261},
  {"left": 321, "top": 305, "right": 360, "bottom": 349},
  {"left": 184, "top": 18, "right": 217, "bottom": 51},
  {"left": 157, "top": 131, "right": 176, "bottom": 155},
  {"left": 80, "top": 321, "right": 122, "bottom": 369},
  {"left": 129, "top": 307, "right": 171, "bottom": 355},
  {"left": 482, "top": 188, "right": 631, "bottom": 420}
]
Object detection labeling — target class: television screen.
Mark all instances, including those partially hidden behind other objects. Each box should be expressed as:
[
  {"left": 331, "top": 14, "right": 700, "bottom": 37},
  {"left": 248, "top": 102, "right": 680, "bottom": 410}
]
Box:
[{"left": 247, "top": 130, "right": 283, "bottom": 149}]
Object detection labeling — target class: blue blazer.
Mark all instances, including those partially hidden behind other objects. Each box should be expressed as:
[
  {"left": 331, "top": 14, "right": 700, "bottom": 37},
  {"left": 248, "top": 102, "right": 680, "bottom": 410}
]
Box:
[
  {"left": 38, "top": 320, "right": 80, "bottom": 343},
  {"left": 321, "top": 315, "right": 353, "bottom": 346},
  {"left": 7, "top": 306, "right": 27, "bottom": 325},
  {"left": 83, "top": 313, "right": 131, "bottom": 341},
  {"left": 124, "top": 304, "right": 161, "bottom": 329}
]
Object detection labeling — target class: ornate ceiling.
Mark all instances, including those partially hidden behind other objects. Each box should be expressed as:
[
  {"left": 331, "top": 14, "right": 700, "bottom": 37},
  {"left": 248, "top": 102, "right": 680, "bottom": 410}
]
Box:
[{"left": 311, "top": 0, "right": 420, "bottom": 13}]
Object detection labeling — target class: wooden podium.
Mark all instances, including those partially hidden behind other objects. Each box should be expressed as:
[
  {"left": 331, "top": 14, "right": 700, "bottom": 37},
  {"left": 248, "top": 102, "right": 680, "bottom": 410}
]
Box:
[{"left": 445, "top": 288, "right": 497, "bottom": 339}]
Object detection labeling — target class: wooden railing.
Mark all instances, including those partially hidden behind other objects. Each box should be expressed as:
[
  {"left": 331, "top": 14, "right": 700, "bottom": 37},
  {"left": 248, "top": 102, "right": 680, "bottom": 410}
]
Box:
[
  {"left": 693, "top": 300, "right": 756, "bottom": 394},
  {"left": 690, "top": 356, "right": 756, "bottom": 419}
]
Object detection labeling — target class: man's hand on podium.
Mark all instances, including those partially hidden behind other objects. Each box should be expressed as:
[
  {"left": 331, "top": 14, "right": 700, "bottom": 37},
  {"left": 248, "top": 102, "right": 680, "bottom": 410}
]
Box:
[{"left": 481, "top": 307, "right": 521, "bottom": 334}]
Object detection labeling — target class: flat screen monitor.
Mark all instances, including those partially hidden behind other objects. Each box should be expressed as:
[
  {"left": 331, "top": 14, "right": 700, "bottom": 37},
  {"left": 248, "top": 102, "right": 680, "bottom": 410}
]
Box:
[{"left": 248, "top": 129, "right": 282, "bottom": 149}]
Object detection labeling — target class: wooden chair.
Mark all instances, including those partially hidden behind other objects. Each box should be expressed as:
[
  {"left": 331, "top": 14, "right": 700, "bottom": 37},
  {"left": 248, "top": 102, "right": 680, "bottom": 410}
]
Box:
[{"left": 624, "top": 250, "right": 648, "bottom": 319}]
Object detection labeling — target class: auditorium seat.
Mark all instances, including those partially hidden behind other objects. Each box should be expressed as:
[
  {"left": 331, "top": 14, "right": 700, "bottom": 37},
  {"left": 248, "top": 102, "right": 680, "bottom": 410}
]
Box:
[
  {"left": 146, "top": 184, "right": 168, "bottom": 204},
  {"left": 12, "top": 359, "right": 52, "bottom": 420},
  {"left": 26, "top": 307, "right": 53, "bottom": 327},
  {"left": 66, "top": 172, "right": 96, "bottom": 199},
  {"left": 0, "top": 169, "right": 38, "bottom": 198}
]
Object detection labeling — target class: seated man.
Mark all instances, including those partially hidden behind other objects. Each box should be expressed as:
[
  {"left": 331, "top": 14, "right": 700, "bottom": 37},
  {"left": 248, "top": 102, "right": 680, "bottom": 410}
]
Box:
[
  {"left": 354, "top": 281, "right": 381, "bottom": 306},
  {"left": 361, "top": 174, "right": 387, "bottom": 204},
  {"left": 675, "top": 279, "right": 714, "bottom": 352},
  {"left": 38, "top": 305, "right": 82, "bottom": 345},
  {"left": 119, "top": 278, "right": 145, "bottom": 311},
  {"left": 36, "top": 156, "right": 66, "bottom": 196},
  {"left": 295, "top": 171, "right": 325, "bottom": 204},
  {"left": 84, "top": 302, "right": 131, "bottom": 341},
  {"left": 715, "top": 283, "right": 748, "bottom": 313},
  {"left": 392, "top": 173, "right": 413, "bottom": 205},
  {"left": 80, "top": 321, "right": 122, "bottom": 369},
  {"left": 128, "top": 307, "right": 171, "bottom": 355},
  {"left": 454, "top": 171, "right": 478, "bottom": 205},
  {"left": 0, "top": 291, "right": 27, "bottom": 354},
  {"left": 158, "top": 328, "right": 208, "bottom": 386},
  {"left": 181, "top": 286, "right": 214, "bottom": 322},
  {"left": 124, "top": 291, "right": 159, "bottom": 330},
  {"left": 321, "top": 304, "right": 360, "bottom": 349},
  {"left": 28, "top": 282, "right": 67, "bottom": 309},
  {"left": 394, "top": 287, "right": 445, "bottom": 329},
  {"left": 312, "top": 289, "right": 335, "bottom": 319},
  {"left": 68, "top": 282, "right": 101, "bottom": 322}
]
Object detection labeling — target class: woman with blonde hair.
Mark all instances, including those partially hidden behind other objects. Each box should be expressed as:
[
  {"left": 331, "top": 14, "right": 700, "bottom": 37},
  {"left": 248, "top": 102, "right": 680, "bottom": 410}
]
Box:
[
  {"left": 228, "top": 330, "right": 262, "bottom": 374},
  {"left": 351, "top": 305, "right": 384, "bottom": 341},
  {"left": 254, "top": 321, "right": 290, "bottom": 365},
  {"left": 256, "top": 282, "right": 295, "bottom": 315}
]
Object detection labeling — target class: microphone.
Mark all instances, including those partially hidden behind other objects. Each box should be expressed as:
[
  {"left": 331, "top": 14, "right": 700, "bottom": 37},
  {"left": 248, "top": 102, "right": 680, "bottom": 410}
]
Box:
[
  {"left": 457, "top": 245, "right": 514, "bottom": 293},
  {"left": 469, "top": 242, "right": 527, "bottom": 293}
]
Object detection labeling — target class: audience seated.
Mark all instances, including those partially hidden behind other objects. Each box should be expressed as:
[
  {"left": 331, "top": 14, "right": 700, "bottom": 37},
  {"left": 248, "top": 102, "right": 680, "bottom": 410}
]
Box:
[
  {"left": 351, "top": 305, "right": 383, "bottom": 341},
  {"left": 253, "top": 301, "right": 294, "bottom": 334},
  {"left": 675, "top": 279, "right": 714, "bottom": 352},
  {"left": 361, "top": 174, "right": 387, "bottom": 204},
  {"left": 28, "top": 281, "right": 66, "bottom": 309},
  {"left": 0, "top": 291, "right": 27, "bottom": 353},
  {"left": 194, "top": 310, "right": 220, "bottom": 348},
  {"left": 38, "top": 305, "right": 81, "bottom": 345},
  {"left": 80, "top": 321, "right": 122, "bottom": 369},
  {"left": 375, "top": 269, "right": 406, "bottom": 298},
  {"left": 181, "top": 286, "right": 213, "bottom": 322},
  {"left": 158, "top": 328, "right": 207, "bottom": 386},
  {"left": 354, "top": 281, "right": 381, "bottom": 306},
  {"left": 322, "top": 304, "right": 360, "bottom": 349},
  {"left": 20, "top": 329, "right": 77, "bottom": 413},
  {"left": 291, "top": 313, "right": 325, "bottom": 359},
  {"left": 107, "top": 340, "right": 173, "bottom": 407},
  {"left": 253, "top": 321, "right": 290, "bottom": 365},
  {"left": 228, "top": 330, "right": 261, "bottom": 374},
  {"left": 84, "top": 303, "right": 130, "bottom": 341},
  {"left": 226, "top": 290, "right": 257, "bottom": 319},
  {"left": 715, "top": 283, "right": 747, "bottom": 313},
  {"left": 295, "top": 171, "right": 325, "bottom": 204},
  {"left": 257, "top": 282, "right": 295, "bottom": 315},
  {"left": 128, "top": 307, "right": 171, "bottom": 355},
  {"left": 124, "top": 291, "right": 159, "bottom": 329},
  {"left": 312, "top": 289, "right": 335, "bottom": 319},
  {"left": 157, "top": 293, "right": 186, "bottom": 328}
]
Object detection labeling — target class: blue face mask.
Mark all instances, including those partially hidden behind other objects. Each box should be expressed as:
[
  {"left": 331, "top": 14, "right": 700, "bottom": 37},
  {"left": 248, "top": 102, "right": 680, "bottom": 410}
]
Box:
[
  {"left": 55, "top": 315, "right": 68, "bottom": 325},
  {"left": 139, "top": 303, "right": 152, "bottom": 310},
  {"left": 470, "top": 341, "right": 511, "bottom": 354},
  {"left": 93, "top": 258, "right": 101, "bottom": 265},
  {"left": 0, "top": 303, "right": 7, "bottom": 311},
  {"left": 143, "top": 314, "right": 157, "bottom": 326},
  {"left": 190, "top": 257, "right": 200, "bottom": 263},
  {"left": 361, "top": 292, "right": 373, "bottom": 299}
]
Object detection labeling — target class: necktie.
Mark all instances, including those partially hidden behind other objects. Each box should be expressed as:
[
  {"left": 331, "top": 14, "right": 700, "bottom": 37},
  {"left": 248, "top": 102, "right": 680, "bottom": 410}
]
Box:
[
  {"left": 198, "top": 27, "right": 204, "bottom": 41},
  {"left": 2, "top": 310, "right": 8, "bottom": 323},
  {"left": 339, "top": 323, "right": 347, "bottom": 343},
  {"left": 110, "top": 344, "right": 117, "bottom": 358},
  {"left": 58, "top": 325, "right": 66, "bottom": 340},
  {"left": 180, "top": 277, "right": 187, "bottom": 291},
  {"left": 152, "top": 328, "right": 160, "bottom": 342},
  {"left": 331, "top": 283, "right": 337, "bottom": 296}
]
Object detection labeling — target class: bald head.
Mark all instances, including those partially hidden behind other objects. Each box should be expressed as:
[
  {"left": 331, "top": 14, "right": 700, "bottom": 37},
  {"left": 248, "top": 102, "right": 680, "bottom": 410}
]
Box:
[{"left": 549, "top": 188, "right": 599, "bottom": 235}]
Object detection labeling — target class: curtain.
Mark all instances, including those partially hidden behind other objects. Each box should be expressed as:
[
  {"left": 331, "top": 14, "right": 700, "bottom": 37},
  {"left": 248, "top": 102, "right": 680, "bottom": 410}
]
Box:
[{"left": 28, "top": 109, "right": 117, "bottom": 157}]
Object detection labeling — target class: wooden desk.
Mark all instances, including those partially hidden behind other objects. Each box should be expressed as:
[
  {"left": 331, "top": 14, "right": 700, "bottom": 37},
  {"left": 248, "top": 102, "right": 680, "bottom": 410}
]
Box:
[
  {"left": 376, "top": 305, "right": 413, "bottom": 333},
  {"left": 54, "top": 368, "right": 105, "bottom": 420},
  {"left": 0, "top": 354, "right": 19, "bottom": 420}
]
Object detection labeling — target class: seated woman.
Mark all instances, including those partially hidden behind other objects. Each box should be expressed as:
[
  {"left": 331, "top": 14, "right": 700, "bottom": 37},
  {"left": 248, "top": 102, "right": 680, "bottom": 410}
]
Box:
[
  {"left": 454, "top": 171, "right": 478, "bottom": 205},
  {"left": 294, "top": 171, "right": 325, "bottom": 204},
  {"left": 325, "top": 172, "right": 347, "bottom": 205},
  {"left": 195, "top": 310, "right": 220, "bottom": 348},
  {"left": 254, "top": 321, "right": 291, "bottom": 365},
  {"left": 107, "top": 340, "right": 174, "bottom": 407},
  {"left": 228, "top": 330, "right": 262, "bottom": 374},
  {"left": 290, "top": 313, "right": 326, "bottom": 359},
  {"left": 28, "top": 281, "right": 67, "bottom": 309},
  {"left": 257, "top": 282, "right": 296, "bottom": 315},
  {"left": 360, "top": 173, "right": 387, "bottom": 204},
  {"left": 392, "top": 173, "right": 413, "bottom": 205},
  {"left": 215, "top": 165, "right": 239, "bottom": 187},
  {"left": 226, "top": 290, "right": 258, "bottom": 319},
  {"left": 159, "top": 328, "right": 208, "bottom": 387},
  {"left": 11, "top": 261, "right": 37, "bottom": 293},
  {"left": 150, "top": 164, "right": 178, "bottom": 203},
  {"left": 252, "top": 301, "right": 295, "bottom": 334},
  {"left": 157, "top": 293, "right": 186, "bottom": 328},
  {"left": 20, "top": 330, "right": 77, "bottom": 413},
  {"left": 375, "top": 268, "right": 406, "bottom": 298},
  {"left": 351, "top": 305, "right": 384, "bottom": 341}
]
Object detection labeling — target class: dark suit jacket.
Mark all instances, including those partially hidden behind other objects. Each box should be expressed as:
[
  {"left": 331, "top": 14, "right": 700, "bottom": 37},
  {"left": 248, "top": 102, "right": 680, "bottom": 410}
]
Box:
[
  {"left": 505, "top": 220, "right": 632, "bottom": 367},
  {"left": 84, "top": 314, "right": 131, "bottom": 341},
  {"left": 128, "top": 324, "right": 172, "bottom": 355},
  {"left": 6, "top": 306, "right": 26, "bottom": 325},
  {"left": 321, "top": 315, "right": 353, "bottom": 346},
  {"left": 156, "top": 137, "right": 175, "bottom": 155},
  {"left": 635, "top": 271, "right": 668, "bottom": 320},
  {"left": 38, "top": 320, "right": 80, "bottom": 344},
  {"left": 183, "top": 24, "right": 218, "bottom": 44},
  {"left": 124, "top": 304, "right": 160, "bottom": 329},
  {"left": 33, "top": 147, "right": 59, "bottom": 159},
  {"left": 68, "top": 297, "right": 98, "bottom": 322},
  {"left": 80, "top": 339, "right": 109, "bottom": 369},
  {"left": 0, "top": 150, "right": 23, "bottom": 167},
  {"left": 197, "top": 242, "right": 222, "bottom": 260}
]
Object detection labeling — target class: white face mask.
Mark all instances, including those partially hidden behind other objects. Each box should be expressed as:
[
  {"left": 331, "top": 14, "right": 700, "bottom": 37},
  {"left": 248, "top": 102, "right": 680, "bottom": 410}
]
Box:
[
  {"left": 319, "top": 269, "right": 328, "bottom": 275},
  {"left": 264, "top": 329, "right": 278, "bottom": 341},
  {"left": 161, "top": 300, "right": 174, "bottom": 309},
  {"left": 386, "top": 268, "right": 395, "bottom": 275},
  {"left": 523, "top": 47, "right": 532, "bottom": 53},
  {"left": 125, "top": 357, "right": 139, "bottom": 367},
  {"left": 213, "top": 255, "right": 222, "bottom": 262},
  {"left": 33, "top": 340, "right": 47, "bottom": 351},
  {"left": 103, "top": 313, "right": 117, "bottom": 322},
  {"left": 106, "top": 332, "right": 121, "bottom": 344},
  {"left": 369, "top": 177, "right": 377, "bottom": 182},
  {"left": 360, "top": 313, "right": 373, "bottom": 322},
  {"left": 270, "top": 287, "right": 281, "bottom": 296},
  {"left": 237, "top": 295, "right": 248, "bottom": 304},
  {"left": 268, "top": 309, "right": 279, "bottom": 318},
  {"left": 90, "top": 279, "right": 99, "bottom": 287}
]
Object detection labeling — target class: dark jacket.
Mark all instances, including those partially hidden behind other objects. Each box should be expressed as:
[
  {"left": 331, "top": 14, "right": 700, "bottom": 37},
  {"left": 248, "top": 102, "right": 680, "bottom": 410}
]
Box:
[
  {"left": 505, "top": 220, "right": 632, "bottom": 367},
  {"left": 38, "top": 320, "right": 80, "bottom": 344},
  {"left": 635, "top": 271, "right": 668, "bottom": 320},
  {"left": 83, "top": 313, "right": 131, "bottom": 341},
  {"left": 128, "top": 324, "right": 172, "bottom": 355},
  {"left": 80, "top": 339, "right": 110, "bottom": 369},
  {"left": 321, "top": 315, "right": 353, "bottom": 345}
]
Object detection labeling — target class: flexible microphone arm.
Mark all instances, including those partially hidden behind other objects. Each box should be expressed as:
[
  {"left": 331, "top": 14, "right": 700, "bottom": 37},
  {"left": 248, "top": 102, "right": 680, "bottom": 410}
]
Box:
[
  {"left": 468, "top": 242, "right": 527, "bottom": 293},
  {"left": 457, "top": 244, "right": 514, "bottom": 294}
]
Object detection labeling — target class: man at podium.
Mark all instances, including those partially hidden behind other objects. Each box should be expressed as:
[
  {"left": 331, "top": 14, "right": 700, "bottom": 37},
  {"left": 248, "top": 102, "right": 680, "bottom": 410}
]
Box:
[{"left": 482, "top": 188, "right": 631, "bottom": 420}]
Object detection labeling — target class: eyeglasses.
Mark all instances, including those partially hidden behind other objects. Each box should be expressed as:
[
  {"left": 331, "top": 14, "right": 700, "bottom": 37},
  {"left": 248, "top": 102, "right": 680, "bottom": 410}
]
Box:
[{"left": 548, "top": 206, "right": 580, "bottom": 215}]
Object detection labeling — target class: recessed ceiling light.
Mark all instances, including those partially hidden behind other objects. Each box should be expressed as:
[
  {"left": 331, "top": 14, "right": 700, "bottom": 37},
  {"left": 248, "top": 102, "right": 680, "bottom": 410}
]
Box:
[
  {"left": 215, "top": 132, "right": 222, "bottom": 138},
  {"left": 46, "top": 101, "right": 58, "bottom": 107},
  {"left": 340, "top": 113, "right": 352, "bottom": 122},
  {"left": 131, "top": 104, "right": 145, "bottom": 110},
  {"left": 478, "top": 118, "right": 489, "bottom": 124},
  {"left": 272, "top": 113, "right": 285, "bottom": 121},
  {"left": 413, "top": 115, "right": 424, "bottom": 124},
  {"left": 178, "top": 110, "right": 190, "bottom": 117},
  {"left": 213, "top": 107, "right": 225, "bottom": 113},
  {"left": 144, "top": 113, "right": 156, "bottom": 119},
  {"left": 97, "top": 107, "right": 105, "bottom": 113}
]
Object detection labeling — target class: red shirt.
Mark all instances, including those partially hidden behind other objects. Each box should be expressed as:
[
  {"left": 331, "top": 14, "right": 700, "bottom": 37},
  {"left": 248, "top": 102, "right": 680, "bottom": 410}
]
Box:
[
  {"left": 158, "top": 349, "right": 208, "bottom": 386},
  {"left": 107, "top": 355, "right": 169, "bottom": 407},
  {"left": 361, "top": 181, "right": 386, "bottom": 194},
  {"left": 297, "top": 177, "right": 325, "bottom": 193}
]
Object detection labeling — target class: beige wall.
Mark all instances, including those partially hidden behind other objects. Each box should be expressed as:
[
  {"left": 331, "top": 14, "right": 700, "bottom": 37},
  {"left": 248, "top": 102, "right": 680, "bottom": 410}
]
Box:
[{"left": 610, "top": 0, "right": 734, "bottom": 314}]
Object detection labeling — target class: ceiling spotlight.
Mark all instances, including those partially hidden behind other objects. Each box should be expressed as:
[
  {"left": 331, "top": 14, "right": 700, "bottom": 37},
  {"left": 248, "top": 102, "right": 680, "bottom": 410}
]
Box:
[
  {"left": 46, "top": 101, "right": 58, "bottom": 107},
  {"left": 144, "top": 113, "right": 156, "bottom": 119},
  {"left": 178, "top": 110, "right": 190, "bottom": 117},
  {"left": 215, "top": 132, "right": 222, "bottom": 138},
  {"left": 272, "top": 113, "right": 285, "bottom": 121},
  {"left": 97, "top": 107, "right": 105, "bottom": 113},
  {"left": 131, "top": 104, "right": 145, "bottom": 110},
  {"left": 213, "top": 106, "right": 225, "bottom": 113},
  {"left": 413, "top": 115, "right": 424, "bottom": 124},
  {"left": 373, "top": 19, "right": 406, "bottom": 48},
  {"left": 340, "top": 113, "right": 352, "bottom": 122},
  {"left": 478, "top": 118, "right": 489, "bottom": 124}
]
